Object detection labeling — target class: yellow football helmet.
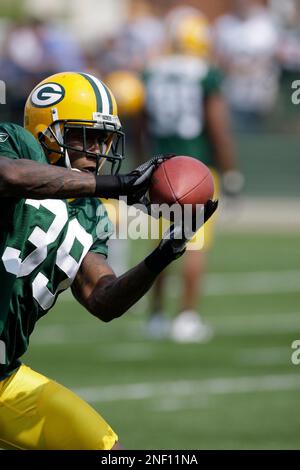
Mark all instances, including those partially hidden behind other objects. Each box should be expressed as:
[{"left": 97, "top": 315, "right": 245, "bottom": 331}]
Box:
[
  {"left": 169, "top": 13, "right": 211, "bottom": 59},
  {"left": 105, "top": 70, "right": 145, "bottom": 118},
  {"left": 24, "top": 71, "right": 125, "bottom": 174}
]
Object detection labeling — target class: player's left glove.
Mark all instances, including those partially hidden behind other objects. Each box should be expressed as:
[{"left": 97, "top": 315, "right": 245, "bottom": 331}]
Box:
[{"left": 145, "top": 199, "right": 218, "bottom": 274}]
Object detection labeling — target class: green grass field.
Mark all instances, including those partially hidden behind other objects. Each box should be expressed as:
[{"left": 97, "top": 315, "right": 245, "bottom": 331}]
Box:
[{"left": 24, "top": 231, "right": 300, "bottom": 450}]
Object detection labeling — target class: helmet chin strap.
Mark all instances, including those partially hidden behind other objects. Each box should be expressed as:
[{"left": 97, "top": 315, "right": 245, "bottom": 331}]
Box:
[
  {"left": 51, "top": 107, "right": 72, "bottom": 170},
  {"left": 64, "top": 149, "right": 72, "bottom": 170},
  {"left": 97, "top": 156, "right": 106, "bottom": 175}
]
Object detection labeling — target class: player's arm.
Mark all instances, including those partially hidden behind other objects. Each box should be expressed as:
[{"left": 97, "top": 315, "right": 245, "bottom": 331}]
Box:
[
  {"left": 205, "top": 92, "right": 244, "bottom": 195},
  {"left": 205, "top": 92, "right": 236, "bottom": 172},
  {"left": 0, "top": 156, "right": 97, "bottom": 198},
  {"left": 72, "top": 201, "right": 218, "bottom": 322},
  {"left": 0, "top": 155, "right": 153, "bottom": 201},
  {"left": 71, "top": 252, "right": 158, "bottom": 322}
]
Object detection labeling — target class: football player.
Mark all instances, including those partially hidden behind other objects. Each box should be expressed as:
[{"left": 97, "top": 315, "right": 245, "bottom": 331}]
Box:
[
  {"left": 140, "top": 12, "right": 242, "bottom": 341},
  {"left": 0, "top": 71, "right": 217, "bottom": 449}
]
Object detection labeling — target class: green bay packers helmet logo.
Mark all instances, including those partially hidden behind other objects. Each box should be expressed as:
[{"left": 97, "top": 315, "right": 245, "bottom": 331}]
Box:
[{"left": 30, "top": 82, "right": 65, "bottom": 108}]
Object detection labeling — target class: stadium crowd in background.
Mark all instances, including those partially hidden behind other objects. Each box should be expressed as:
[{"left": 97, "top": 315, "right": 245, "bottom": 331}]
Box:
[
  {"left": 1, "top": 0, "right": 300, "bottom": 128},
  {"left": 0, "top": 17, "right": 85, "bottom": 123}
]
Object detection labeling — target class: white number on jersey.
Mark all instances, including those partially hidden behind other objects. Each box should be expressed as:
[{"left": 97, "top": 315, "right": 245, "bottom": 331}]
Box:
[
  {"left": 146, "top": 76, "right": 204, "bottom": 139},
  {"left": 2, "top": 199, "right": 93, "bottom": 310}
]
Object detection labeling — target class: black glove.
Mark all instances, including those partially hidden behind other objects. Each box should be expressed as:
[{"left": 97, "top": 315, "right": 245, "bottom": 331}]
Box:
[
  {"left": 119, "top": 154, "right": 176, "bottom": 206},
  {"left": 145, "top": 199, "right": 218, "bottom": 274},
  {"left": 95, "top": 154, "right": 175, "bottom": 202}
]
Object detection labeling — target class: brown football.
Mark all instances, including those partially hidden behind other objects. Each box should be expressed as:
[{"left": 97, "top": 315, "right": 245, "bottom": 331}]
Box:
[{"left": 149, "top": 156, "right": 214, "bottom": 210}]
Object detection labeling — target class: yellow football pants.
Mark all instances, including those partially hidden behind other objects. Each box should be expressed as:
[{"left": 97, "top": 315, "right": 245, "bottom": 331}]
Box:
[
  {"left": 186, "top": 168, "right": 220, "bottom": 251},
  {"left": 0, "top": 364, "right": 118, "bottom": 450}
]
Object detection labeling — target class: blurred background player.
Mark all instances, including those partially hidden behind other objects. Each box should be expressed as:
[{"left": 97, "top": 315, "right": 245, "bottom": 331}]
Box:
[
  {"left": 274, "top": 0, "right": 300, "bottom": 132},
  {"left": 139, "top": 8, "right": 243, "bottom": 342},
  {"left": 214, "top": 0, "right": 279, "bottom": 132}
]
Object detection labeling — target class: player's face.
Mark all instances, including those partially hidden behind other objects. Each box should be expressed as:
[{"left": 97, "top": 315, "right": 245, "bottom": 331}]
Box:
[{"left": 65, "top": 128, "right": 110, "bottom": 173}]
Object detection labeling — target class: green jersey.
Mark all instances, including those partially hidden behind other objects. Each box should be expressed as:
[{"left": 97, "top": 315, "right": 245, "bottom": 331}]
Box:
[
  {"left": 0, "top": 123, "right": 113, "bottom": 380},
  {"left": 143, "top": 56, "right": 222, "bottom": 166}
]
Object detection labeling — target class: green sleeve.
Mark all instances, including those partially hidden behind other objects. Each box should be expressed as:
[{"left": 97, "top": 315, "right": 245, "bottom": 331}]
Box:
[
  {"left": 0, "top": 123, "right": 20, "bottom": 159},
  {"left": 203, "top": 67, "right": 223, "bottom": 97},
  {"left": 88, "top": 201, "right": 114, "bottom": 258},
  {"left": 89, "top": 240, "right": 109, "bottom": 258},
  {"left": 0, "top": 122, "right": 48, "bottom": 163}
]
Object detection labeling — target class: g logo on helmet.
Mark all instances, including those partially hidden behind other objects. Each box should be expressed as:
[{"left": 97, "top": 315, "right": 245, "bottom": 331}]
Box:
[{"left": 30, "top": 82, "right": 65, "bottom": 108}]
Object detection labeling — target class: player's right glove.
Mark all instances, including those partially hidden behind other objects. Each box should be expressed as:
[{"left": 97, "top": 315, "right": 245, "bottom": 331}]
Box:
[
  {"left": 118, "top": 154, "right": 176, "bottom": 206},
  {"left": 94, "top": 154, "right": 175, "bottom": 203},
  {"left": 145, "top": 199, "right": 218, "bottom": 274}
]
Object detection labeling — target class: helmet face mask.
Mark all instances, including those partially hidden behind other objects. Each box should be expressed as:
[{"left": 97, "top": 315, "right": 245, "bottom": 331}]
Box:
[
  {"left": 40, "top": 118, "right": 125, "bottom": 175},
  {"left": 24, "top": 72, "right": 125, "bottom": 175}
]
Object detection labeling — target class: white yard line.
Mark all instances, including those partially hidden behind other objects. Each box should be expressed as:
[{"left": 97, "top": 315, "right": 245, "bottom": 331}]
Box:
[
  {"left": 73, "top": 374, "right": 300, "bottom": 405},
  {"left": 205, "top": 270, "right": 300, "bottom": 296},
  {"left": 212, "top": 313, "right": 300, "bottom": 335},
  {"left": 237, "top": 347, "right": 290, "bottom": 366},
  {"left": 166, "top": 270, "right": 300, "bottom": 297},
  {"left": 218, "top": 197, "right": 300, "bottom": 232},
  {"left": 31, "top": 311, "right": 300, "bottom": 346}
]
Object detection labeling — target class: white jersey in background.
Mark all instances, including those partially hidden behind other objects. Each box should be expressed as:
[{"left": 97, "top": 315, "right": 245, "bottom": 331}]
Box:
[{"left": 214, "top": 7, "right": 280, "bottom": 113}]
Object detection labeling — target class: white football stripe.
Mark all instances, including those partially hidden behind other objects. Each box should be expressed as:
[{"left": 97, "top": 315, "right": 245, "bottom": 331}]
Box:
[
  {"left": 73, "top": 374, "right": 300, "bottom": 404},
  {"left": 31, "top": 311, "right": 300, "bottom": 346},
  {"left": 85, "top": 73, "right": 110, "bottom": 115}
]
